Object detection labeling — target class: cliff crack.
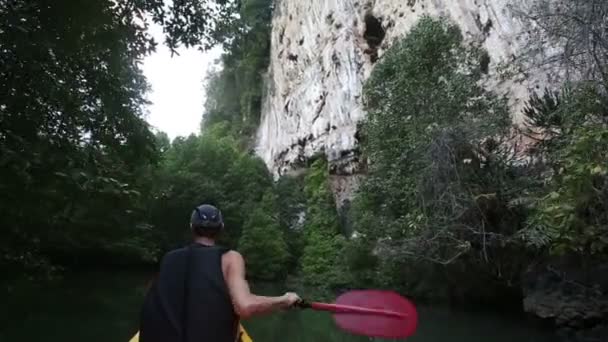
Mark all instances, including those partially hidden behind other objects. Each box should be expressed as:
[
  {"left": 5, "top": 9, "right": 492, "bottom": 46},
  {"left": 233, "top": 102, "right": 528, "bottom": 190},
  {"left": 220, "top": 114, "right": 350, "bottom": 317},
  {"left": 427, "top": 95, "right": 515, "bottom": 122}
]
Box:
[
  {"left": 364, "top": 14, "right": 385, "bottom": 49},
  {"left": 363, "top": 14, "right": 385, "bottom": 63}
]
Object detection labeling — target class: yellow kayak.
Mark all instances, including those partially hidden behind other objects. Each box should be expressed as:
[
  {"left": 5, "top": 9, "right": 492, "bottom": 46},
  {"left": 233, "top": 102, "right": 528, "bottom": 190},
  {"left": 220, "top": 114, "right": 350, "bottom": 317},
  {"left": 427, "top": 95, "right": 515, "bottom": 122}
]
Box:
[{"left": 129, "top": 324, "right": 252, "bottom": 342}]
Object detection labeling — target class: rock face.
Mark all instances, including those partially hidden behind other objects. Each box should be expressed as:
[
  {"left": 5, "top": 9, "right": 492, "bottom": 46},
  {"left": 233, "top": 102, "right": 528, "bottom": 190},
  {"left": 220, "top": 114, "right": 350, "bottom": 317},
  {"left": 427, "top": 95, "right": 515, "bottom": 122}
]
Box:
[
  {"left": 255, "top": 0, "right": 556, "bottom": 177},
  {"left": 522, "top": 258, "right": 608, "bottom": 341}
]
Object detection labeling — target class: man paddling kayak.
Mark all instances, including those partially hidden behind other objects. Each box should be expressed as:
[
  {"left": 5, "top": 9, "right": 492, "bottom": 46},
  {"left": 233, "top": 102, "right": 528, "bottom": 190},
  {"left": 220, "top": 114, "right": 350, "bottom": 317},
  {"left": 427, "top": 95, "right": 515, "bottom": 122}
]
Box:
[{"left": 139, "top": 204, "right": 300, "bottom": 342}]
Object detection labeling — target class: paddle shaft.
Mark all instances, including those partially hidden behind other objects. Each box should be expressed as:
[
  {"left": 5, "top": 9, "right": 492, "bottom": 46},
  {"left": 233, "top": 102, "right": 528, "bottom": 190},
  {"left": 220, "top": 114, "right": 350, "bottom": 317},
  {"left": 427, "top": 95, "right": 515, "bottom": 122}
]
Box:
[{"left": 297, "top": 301, "right": 407, "bottom": 318}]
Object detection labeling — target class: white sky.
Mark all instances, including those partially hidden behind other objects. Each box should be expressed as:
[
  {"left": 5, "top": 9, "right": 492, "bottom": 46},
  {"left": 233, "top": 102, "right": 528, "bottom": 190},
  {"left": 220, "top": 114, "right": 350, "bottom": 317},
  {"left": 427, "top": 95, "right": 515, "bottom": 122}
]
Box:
[{"left": 141, "top": 23, "right": 223, "bottom": 140}]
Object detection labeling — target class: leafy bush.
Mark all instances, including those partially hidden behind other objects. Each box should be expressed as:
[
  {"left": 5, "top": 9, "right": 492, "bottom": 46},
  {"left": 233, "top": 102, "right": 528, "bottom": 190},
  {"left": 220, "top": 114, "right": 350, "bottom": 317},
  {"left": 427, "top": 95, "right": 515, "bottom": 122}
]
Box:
[
  {"left": 523, "top": 86, "right": 608, "bottom": 256},
  {"left": 299, "top": 160, "right": 350, "bottom": 289},
  {"left": 238, "top": 191, "right": 290, "bottom": 280},
  {"left": 275, "top": 175, "right": 307, "bottom": 272}
]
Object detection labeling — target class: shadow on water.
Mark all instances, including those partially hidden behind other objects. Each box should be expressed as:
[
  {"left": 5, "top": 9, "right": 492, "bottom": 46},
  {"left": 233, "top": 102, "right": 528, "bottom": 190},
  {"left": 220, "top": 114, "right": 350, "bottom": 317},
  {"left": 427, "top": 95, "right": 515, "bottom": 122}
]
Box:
[
  {"left": 1, "top": 273, "right": 556, "bottom": 342},
  {"left": 0, "top": 271, "right": 149, "bottom": 342}
]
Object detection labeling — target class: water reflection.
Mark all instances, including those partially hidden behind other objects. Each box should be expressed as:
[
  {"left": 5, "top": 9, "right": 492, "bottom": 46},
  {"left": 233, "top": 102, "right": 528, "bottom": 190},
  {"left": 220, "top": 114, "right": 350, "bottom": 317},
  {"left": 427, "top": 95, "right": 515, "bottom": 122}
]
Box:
[{"left": 247, "top": 284, "right": 554, "bottom": 342}]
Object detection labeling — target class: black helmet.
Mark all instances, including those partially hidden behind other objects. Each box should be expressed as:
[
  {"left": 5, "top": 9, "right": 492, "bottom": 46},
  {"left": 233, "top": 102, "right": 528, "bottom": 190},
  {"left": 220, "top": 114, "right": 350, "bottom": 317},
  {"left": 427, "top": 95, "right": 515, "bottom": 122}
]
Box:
[{"left": 190, "top": 204, "right": 224, "bottom": 231}]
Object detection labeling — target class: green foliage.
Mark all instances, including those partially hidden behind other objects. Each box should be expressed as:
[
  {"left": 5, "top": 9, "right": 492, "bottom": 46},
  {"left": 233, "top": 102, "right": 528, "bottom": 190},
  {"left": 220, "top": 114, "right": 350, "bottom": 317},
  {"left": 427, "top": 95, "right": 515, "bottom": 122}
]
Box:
[
  {"left": 0, "top": 0, "right": 164, "bottom": 271},
  {"left": 523, "top": 87, "right": 608, "bottom": 256},
  {"left": 0, "top": 0, "right": 241, "bottom": 273},
  {"left": 522, "top": 89, "right": 563, "bottom": 131},
  {"left": 238, "top": 191, "right": 290, "bottom": 280},
  {"left": 275, "top": 175, "right": 307, "bottom": 272},
  {"left": 0, "top": 0, "right": 282, "bottom": 278},
  {"left": 300, "top": 232, "right": 350, "bottom": 288},
  {"left": 350, "top": 16, "right": 523, "bottom": 294},
  {"left": 303, "top": 160, "right": 340, "bottom": 237},
  {"left": 202, "top": 0, "right": 273, "bottom": 141},
  {"left": 149, "top": 124, "right": 273, "bottom": 250},
  {"left": 342, "top": 15, "right": 608, "bottom": 300},
  {"left": 299, "top": 160, "right": 350, "bottom": 289}
]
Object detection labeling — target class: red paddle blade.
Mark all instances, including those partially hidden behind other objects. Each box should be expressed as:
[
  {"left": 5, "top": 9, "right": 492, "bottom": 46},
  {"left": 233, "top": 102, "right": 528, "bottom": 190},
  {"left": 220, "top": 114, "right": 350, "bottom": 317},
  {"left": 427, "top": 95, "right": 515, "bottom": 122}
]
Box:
[{"left": 332, "top": 290, "right": 418, "bottom": 339}]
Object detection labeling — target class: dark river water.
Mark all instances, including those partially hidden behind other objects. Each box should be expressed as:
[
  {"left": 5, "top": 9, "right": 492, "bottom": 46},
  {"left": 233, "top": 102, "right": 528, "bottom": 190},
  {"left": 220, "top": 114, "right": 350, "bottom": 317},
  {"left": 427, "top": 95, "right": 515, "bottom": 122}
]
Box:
[{"left": 0, "top": 271, "right": 556, "bottom": 342}]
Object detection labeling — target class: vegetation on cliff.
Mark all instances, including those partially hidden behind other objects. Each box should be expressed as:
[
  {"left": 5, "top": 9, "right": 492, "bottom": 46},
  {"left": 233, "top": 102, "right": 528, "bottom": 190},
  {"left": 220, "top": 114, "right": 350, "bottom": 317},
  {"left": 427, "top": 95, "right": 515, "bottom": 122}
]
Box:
[
  {"left": 238, "top": 191, "right": 290, "bottom": 280},
  {"left": 202, "top": 0, "right": 274, "bottom": 143},
  {"left": 299, "top": 159, "right": 350, "bottom": 289},
  {"left": 343, "top": 16, "right": 526, "bottom": 301}
]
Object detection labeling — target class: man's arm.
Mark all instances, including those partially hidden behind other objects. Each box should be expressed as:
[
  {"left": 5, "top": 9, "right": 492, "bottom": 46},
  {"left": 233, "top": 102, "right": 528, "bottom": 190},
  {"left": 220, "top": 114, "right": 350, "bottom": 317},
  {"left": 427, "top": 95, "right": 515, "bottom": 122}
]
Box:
[{"left": 223, "top": 251, "right": 300, "bottom": 319}]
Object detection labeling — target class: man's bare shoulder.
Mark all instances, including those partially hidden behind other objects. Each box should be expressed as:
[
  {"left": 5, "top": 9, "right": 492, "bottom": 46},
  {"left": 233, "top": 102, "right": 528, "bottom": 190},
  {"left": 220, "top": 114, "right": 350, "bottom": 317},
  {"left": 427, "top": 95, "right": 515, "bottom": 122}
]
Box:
[
  {"left": 224, "top": 250, "right": 242, "bottom": 259},
  {"left": 222, "top": 250, "right": 244, "bottom": 267},
  {"left": 221, "top": 250, "right": 245, "bottom": 281}
]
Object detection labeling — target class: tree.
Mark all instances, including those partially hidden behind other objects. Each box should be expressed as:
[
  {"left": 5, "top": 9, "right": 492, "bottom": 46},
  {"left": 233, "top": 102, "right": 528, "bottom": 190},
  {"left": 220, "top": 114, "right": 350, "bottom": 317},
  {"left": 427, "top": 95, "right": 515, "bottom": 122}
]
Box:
[
  {"left": 201, "top": 0, "right": 274, "bottom": 141},
  {"left": 299, "top": 159, "right": 349, "bottom": 289},
  {"left": 351, "top": 17, "right": 522, "bottom": 292},
  {"left": 238, "top": 191, "right": 289, "bottom": 281},
  {"left": 148, "top": 123, "right": 274, "bottom": 251},
  {"left": 0, "top": 0, "right": 161, "bottom": 271}
]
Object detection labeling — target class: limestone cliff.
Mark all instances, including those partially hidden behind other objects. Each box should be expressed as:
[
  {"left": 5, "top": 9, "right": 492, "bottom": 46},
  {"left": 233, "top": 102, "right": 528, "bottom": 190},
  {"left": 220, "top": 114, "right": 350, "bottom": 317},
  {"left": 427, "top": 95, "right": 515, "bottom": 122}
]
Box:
[{"left": 255, "top": 0, "right": 555, "bottom": 177}]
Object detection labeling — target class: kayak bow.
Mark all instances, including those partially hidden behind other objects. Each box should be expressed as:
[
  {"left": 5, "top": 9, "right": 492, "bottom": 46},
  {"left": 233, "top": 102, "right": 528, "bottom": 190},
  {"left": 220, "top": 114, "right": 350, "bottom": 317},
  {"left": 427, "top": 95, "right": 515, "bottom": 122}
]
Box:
[{"left": 128, "top": 324, "right": 252, "bottom": 342}]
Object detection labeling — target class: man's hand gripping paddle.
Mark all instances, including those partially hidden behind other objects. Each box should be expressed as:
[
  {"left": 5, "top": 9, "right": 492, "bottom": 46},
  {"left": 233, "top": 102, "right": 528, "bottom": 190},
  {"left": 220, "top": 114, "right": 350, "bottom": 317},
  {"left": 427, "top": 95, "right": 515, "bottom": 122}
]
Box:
[{"left": 296, "top": 290, "right": 418, "bottom": 339}]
